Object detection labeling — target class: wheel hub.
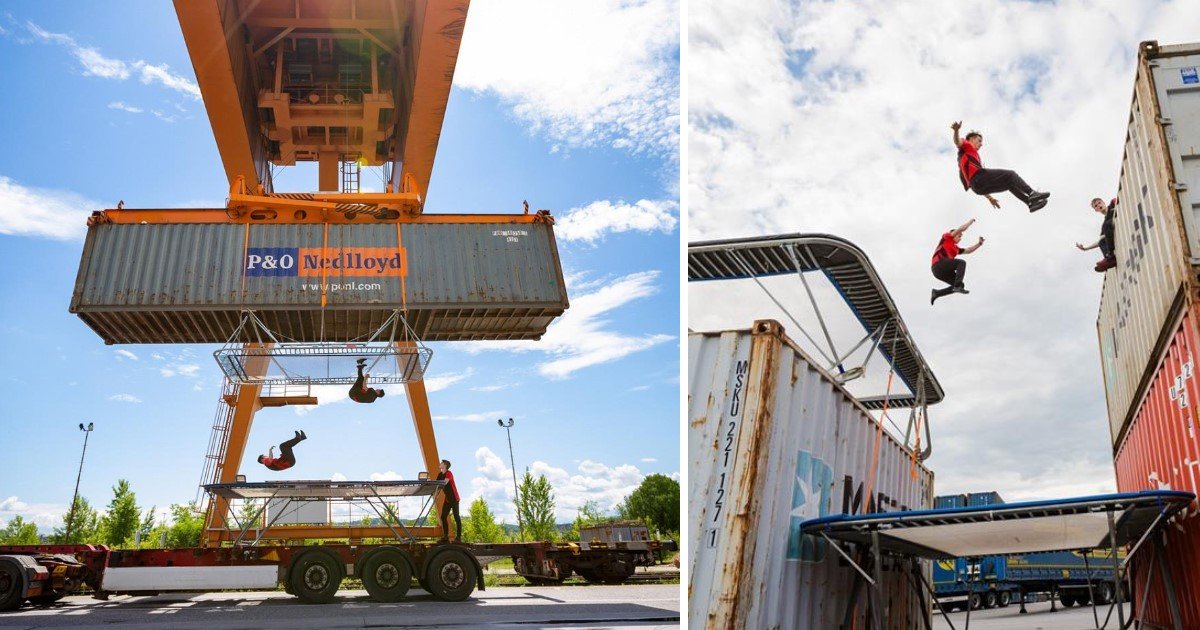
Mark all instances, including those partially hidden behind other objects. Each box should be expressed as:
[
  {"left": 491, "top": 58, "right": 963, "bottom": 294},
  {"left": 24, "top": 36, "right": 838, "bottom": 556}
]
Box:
[
  {"left": 440, "top": 561, "right": 465, "bottom": 589},
  {"left": 376, "top": 563, "right": 399, "bottom": 589},
  {"left": 304, "top": 564, "right": 329, "bottom": 590}
]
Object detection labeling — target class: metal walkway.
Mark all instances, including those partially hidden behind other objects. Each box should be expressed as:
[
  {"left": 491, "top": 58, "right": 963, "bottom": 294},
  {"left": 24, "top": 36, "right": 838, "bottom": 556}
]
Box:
[{"left": 689, "top": 233, "right": 943, "bottom": 409}]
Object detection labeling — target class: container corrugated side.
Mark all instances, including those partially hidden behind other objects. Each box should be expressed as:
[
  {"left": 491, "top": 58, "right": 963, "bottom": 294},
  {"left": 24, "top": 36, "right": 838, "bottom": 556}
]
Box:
[
  {"left": 688, "top": 320, "right": 934, "bottom": 629},
  {"left": 1113, "top": 308, "right": 1200, "bottom": 628},
  {"left": 69, "top": 220, "right": 568, "bottom": 343},
  {"left": 1097, "top": 42, "right": 1200, "bottom": 447}
]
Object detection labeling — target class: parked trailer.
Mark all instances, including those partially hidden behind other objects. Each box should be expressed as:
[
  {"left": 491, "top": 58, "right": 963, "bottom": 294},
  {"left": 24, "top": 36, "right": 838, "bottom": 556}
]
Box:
[
  {"left": 1095, "top": 39, "right": 1200, "bottom": 629},
  {"left": 0, "top": 540, "right": 663, "bottom": 611},
  {"left": 931, "top": 493, "right": 1125, "bottom": 612}
]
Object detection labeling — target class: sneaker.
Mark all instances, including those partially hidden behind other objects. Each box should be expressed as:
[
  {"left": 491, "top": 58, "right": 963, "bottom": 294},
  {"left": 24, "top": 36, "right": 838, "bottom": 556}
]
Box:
[
  {"left": 1095, "top": 257, "right": 1116, "bottom": 272},
  {"left": 1027, "top": 191, "right": 1050, "bottom": 203},
  {"left": 299, "top": 430, "right": 307, "bottom": 440},
  {"left": 356, "top": 358, "right": 367, "bottom": 365},
  {"left": 952, "top": 286, "right": 970, "bottom": 295},
  {"left": 1027, "top": 198, "right": 1048, "bottom": 213},
  {"left": 930, "top": 289, "right": 938, "bottom": 305}
]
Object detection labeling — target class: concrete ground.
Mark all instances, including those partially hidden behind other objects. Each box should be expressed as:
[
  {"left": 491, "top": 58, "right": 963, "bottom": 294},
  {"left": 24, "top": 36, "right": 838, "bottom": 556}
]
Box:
[
  {"left": 0, "top": 585, "right": 681, "bottom": 629},
  {"left": 932, "top": 600, "right": 1131, "bottom": 629}
]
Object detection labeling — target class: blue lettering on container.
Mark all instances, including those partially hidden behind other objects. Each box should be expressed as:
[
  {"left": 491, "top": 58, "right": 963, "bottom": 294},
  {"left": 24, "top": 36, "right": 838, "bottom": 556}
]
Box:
[
  {"left": 245, "top": 247, "right": 299, "bottom": 277},
  {"left": 1182, "top": 67, "right": 1198, "bottom": 85}
]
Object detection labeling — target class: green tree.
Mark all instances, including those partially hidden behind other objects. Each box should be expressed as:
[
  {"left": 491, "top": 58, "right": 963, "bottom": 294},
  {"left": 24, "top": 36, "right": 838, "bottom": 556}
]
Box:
[
  {"left": 0, "top": 516, "right": 40, "bottom": 545},
  {"left": 516, "top": 471, "right": 557, "bottom": 542},
  {"left": 620, "top": 474, "right": 680, "bottom": 536},
  {"left": 100, "top": 479, "right": 142, "bottom": 546},
  {"left": 52, "top": 496, "right": 101, "bottom": 544},
  {"left": 165, "top": 504, "right": 204, "bottom": 548},
  {"left": 567, "top": 500, "right": 608, "bottom": 541},
  {"left": 462, "top": 497, "right": 505, "bottom": 543}
]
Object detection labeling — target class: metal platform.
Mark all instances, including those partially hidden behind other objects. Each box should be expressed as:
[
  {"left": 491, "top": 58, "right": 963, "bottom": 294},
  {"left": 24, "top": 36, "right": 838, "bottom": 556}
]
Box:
[
  {"left": 214, "top": 343, "right": 432, "bottom": 385},
  {"left": 202, "top": 480, "right": 445, "bottom": 546},
  {"left": 689, "top": 233, "right": 943, "bottom": 408}
]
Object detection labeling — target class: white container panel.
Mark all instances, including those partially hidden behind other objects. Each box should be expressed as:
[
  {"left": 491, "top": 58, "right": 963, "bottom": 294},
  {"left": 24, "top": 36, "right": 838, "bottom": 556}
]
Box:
[
  {"left": 688, "top": 322, "right": 934, "bottom": 629},
  {"left": 100, "top": 566, "right": 279, "bottom": 591}
]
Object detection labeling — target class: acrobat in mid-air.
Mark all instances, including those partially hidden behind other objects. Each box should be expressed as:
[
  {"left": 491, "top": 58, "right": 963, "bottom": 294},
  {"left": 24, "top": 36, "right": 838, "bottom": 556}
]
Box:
[
  {"left": 257, "top": 431, "right": 307, "bottom": 471},
  {"left": 1076, "top": 197, "right": 1117, "bottom": 272},
  {"left": 349, "top": 358, "right": 385, "bottom": 404},
  {"left": 952, "top": 121, "right": 1050, "bottom": 212},
  {"left": 931, "top": 218, "right": 985, "bottom": 305}
]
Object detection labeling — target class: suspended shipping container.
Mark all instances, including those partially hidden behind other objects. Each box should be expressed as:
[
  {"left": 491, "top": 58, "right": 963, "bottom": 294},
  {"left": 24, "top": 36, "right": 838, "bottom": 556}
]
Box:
[
  {"left": 69, "top": 216, "right": 568, "bottom": 344},
  {"left": 1097, "top": 41, "right": 1200, "bottom": 447},
  {"left": 688, "top": 320, "right": 934, "bottom": 629}
]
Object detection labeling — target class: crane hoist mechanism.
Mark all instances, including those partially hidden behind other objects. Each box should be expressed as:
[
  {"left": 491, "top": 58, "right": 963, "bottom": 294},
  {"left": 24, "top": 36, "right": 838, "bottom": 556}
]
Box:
[{"left": 0, "top": 1, "right": 673, "bottom": 610}]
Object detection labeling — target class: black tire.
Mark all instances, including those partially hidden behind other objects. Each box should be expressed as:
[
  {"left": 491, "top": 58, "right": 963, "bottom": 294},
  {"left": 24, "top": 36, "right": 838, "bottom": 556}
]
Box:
[
  {"left": 998, "top": 591, "right": 1011, "bottom": 607},
  {"left": 362, "top": 549, "right": 412, "bottom": 603},
  {"left": 289, "top": 551, "right": 342, "bottom": 604},
  {"left": 417, "top": 576, "right": 431, "bottom": 593},
  {"left": 424, "top": 549, "right": 477, "bottom": 602},
  {"left": 27, "top": 593, "right": 66, "bottom": 606},
  {"left": 968, "top": 592, "right": 982, "bottom": 610},
  {"left": 983, "top": 591, "right": 997, "bottom": 609},
  {"left": 0, "top": 558, "right": 27, "bottom": 612},
  {"left": 1094, "top": 583, "right": 1113, "bottom": 605},
  {"left": 1059, "top": 592, "right": 1075, "bottom": 607},
  {"left": 576, "top": 567, "right": 600, "bottom": 583}
]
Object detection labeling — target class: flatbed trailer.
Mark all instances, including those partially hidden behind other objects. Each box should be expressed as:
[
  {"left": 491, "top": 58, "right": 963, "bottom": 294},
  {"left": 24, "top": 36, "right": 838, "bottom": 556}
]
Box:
[{"left": 0, "top": 480, "right": 670, "bottom": 611}]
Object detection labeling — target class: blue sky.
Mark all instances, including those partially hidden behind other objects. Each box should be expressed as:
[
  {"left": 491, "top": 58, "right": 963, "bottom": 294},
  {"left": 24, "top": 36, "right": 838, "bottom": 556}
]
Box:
[{"left": 0, "top": 1, "right": 679, "bottom": 530}]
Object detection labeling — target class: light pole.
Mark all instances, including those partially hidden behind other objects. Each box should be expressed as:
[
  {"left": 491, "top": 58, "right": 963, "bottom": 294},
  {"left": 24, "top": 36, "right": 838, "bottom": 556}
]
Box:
[
  {"left": 497, "top": 417, "right": 524, "bottom": 540},
  {"left": 65, "top": 422, "right": 94, "bottom": 542}
]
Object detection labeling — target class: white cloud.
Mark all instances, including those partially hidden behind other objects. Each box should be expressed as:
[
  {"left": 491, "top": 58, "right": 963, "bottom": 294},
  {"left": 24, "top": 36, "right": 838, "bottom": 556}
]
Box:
[
  {"left": 369, "top": 471, "right": 404, "bottom": 481},
  {"left": 114, "top": 349, "right": 138, "bottom": 361},
  {"left": 433, "top": 410, "right": 507, "bottom": 422},
  {"left": 640, "top": 457, "right": 657, "bottom": 463},
  {"left": 455, "top": 0, "right": 678, "bottom": 156},
  {"left": 470, "top": 384, "right": 508, "bottom": 392},
  {"left": 461, "top": 271, "right": 673, "bottom": 378},
  {"left": 160, "top": 363, "right": 200, "bottom": 378},
  {"left": 330, "top": 472, "right": 348, "bottom": 482},
  {"left": 687, "top": 0, "right": 1200, "bottom": 503},
  {"left": 425, "top": 368, "right": 474, "bottom": 392},
  {"left": 628, "top": 385, "right": 652, "bottom": 392},
  {"left": 468, "top": 447, "right": 648, "bottom": 521},
  {"left": 555, "top": 199, "right": 678, "bottom": 244},
  {"left": 0, "top": 176, "right": 99, "bottom": 240},
  {"left": 25, "top": 21, "right": 199, "bottom": 99},
  {"left": 107, "top": 101, "right": 143, "bottom": 114},
  {"left": 0, "top": 495, "right": 70, "bottom": 530},
  {"left": 151, "top": 110, "right": 178, "bottom": 123},
  {"left": 108, "top": 393, "right": 142, "bottom": 403}
]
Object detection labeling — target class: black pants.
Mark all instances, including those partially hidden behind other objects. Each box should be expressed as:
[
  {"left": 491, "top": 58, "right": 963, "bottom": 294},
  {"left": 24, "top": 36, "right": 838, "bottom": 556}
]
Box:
[
  {"left": 349, "top": 364, "right": 378, "bottom": 403},
  {"left": 1099, "top": 236, "right": 1114, "bottom": 259},
  {"left": 932, "top": 258, "right": 966, "bottom": 299},
  {"left": 278, "top": 435, "right": 301, "bottom": 467},
  {"left": 970, "top": 168, "right": 1033, "bottom": 202},
  {"left": 440, "top": 499, "right": 461, "bottom": 540}
]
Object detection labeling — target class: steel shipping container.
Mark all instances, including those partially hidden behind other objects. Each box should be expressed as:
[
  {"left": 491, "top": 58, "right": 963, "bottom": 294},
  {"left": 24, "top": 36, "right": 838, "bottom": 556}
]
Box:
[
  {"left": 1097, "top": 41, "right": 1200, "bottom": 447},
  {"left": 967, "top": 491, "right": 1004, "bottom": 507},
  {"left": 934, "top": 494, "right": 967, "bottom": 509},
  {"left": 1114, "top": 308, "right": 1200, "bottom": 629},
  {"left": 69, "top": 218, "right": 568, "bottom": 343},
  {"left": 688, "top": 320, "right": 934, "bottom": 629}
]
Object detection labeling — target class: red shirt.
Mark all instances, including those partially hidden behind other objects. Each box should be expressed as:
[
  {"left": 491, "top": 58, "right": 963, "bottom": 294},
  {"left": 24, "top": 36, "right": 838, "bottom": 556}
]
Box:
[
  {"left": 957, "top": 141, "right": 982, "bottom": 189},
  {"left": 932, "top": 232, "right": 960, "bottom": 265},
  {"left": 261, "top": 457, "right": 293, "bottom": 471},
  {"left": 439, "top": 470, "right": 460, "bottom": 502}
]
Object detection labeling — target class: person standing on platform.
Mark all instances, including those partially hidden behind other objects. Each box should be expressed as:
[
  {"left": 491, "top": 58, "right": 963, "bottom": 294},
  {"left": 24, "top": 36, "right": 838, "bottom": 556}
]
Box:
[{"left": 437, "top": 459, "right": 462, "bottom": 543}]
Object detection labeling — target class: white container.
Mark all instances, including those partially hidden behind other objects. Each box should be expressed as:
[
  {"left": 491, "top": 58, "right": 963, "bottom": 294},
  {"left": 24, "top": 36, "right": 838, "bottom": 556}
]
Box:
[
  {"left": 1098, "top": 41, "right": 1200, "bottom": 447},
  {"left": 688, "top": 320, "right": 934, "bottom": 629}
]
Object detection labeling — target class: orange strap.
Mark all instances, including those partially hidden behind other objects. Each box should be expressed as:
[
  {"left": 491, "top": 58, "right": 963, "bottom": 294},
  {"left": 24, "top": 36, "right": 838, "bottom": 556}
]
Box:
[
  {"left": 862, "top": 370, "right": 894, "bottom": 514},
  {"left": 239, "top": 223, "right": 250, "bottom": 302},
  {"left": 395, "top": 223, "right": 408, "bottom": 312},
  {"left": 320, "top": 222, "right": 329, "bottom": 309},
  {"left": 909, "top": 407, "right": 924, "bottom": 480}
]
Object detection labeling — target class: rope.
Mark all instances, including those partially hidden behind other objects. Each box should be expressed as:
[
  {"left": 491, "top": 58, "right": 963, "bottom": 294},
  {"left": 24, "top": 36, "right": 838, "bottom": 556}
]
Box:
[{"left": 395, "top": 222, "right": 408, "bottom": 312}]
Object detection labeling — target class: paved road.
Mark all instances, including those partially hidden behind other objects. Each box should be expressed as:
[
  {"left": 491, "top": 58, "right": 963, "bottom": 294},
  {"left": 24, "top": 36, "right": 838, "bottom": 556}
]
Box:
[
  {"left": 0, "top": 585, "right": 680, "bottom": 629},
  {"left": 933, "top": 600, "right": 1130, "bottom": 629}
]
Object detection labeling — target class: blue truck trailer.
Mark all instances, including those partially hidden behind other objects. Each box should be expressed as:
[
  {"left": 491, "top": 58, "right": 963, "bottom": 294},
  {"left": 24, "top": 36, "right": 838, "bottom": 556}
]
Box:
[{"left": 932, "top": 493, "right": 1126, "bottom": 611}]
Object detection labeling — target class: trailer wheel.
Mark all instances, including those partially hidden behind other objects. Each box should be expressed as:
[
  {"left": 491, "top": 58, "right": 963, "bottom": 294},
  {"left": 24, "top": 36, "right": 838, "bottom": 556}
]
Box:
[
  {"left": 0, "top": 558, "right": 26, "bottom": 612},
  {"left": 425, "top": 549, "right": 477, "bottom": 602},
  {"left": 983, "top": 591, "right": 997, "bottom": 609},
  {"left": 289, "top": 551, "right": 342, "bottom": 604},
  {"left": 1095, "top": 583, "right": 1113, "bottom": 605},
  {"left": 997, "top": 591, "right": 1011, "bottom": 607},
  {"left": 1059, "top": 592, "right": 1075, "bottom": 607},
  {"left": 362, "top": 549, "right": 412, "bottom": 603},
  {"left": 968, "top": 592, "right": 982, "bottom": 610}
]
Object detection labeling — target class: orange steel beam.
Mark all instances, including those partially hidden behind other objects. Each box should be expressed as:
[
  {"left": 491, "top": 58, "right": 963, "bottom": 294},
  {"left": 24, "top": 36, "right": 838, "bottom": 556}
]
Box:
[
  {"left": 203, "top": 345, "right": 273, "bottom": 547},
  {"left": 205, "top": 525, "right": 442, "bottom": 542},
  {"left": 174, "top": 0, "right": 272, "bottom": 193},
  {"left": 392, "top": 0, "right": 471, "bottom": 211},
  {"left": 89, "top": 208, "right": 551, "bottom": 225}
]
